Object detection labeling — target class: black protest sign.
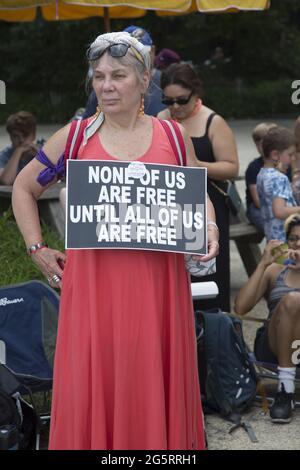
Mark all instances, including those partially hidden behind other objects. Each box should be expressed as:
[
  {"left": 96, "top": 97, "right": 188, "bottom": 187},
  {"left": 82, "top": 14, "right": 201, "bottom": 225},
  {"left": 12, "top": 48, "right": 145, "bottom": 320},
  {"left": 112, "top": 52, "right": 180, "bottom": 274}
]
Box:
[{"left": 66, "top": 160, "right": 207, "bottom": 255}]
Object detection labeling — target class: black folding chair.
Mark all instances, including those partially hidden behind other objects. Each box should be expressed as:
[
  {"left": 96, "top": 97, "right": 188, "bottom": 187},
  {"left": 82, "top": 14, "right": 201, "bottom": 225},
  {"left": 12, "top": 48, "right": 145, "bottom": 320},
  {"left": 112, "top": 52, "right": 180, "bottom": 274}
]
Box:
[{"left": 0, "top": 280, "right": 59, "bottom": 449}]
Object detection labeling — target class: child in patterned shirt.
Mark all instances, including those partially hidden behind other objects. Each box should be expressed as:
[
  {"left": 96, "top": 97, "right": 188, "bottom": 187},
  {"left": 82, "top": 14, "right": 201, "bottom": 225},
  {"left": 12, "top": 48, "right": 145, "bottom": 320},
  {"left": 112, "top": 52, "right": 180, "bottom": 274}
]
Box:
[{"left": 257, "top": 126, "right": 300, "bottom": 241}]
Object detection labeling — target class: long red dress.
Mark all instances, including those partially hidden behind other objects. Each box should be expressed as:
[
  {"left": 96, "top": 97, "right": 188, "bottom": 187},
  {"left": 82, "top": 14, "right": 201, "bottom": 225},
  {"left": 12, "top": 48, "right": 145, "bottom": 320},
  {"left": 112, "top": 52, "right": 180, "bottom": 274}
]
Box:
[{"left": 49, "top": 117, "right": 205, "bottom": 450}]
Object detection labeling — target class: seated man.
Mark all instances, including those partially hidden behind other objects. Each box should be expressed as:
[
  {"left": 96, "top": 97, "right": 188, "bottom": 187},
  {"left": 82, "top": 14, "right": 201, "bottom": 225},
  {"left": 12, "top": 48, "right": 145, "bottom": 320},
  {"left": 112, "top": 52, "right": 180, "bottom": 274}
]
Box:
[
  {"left": 235, "top": 214, "right": 300, "bottom": 423},
  {"left": 0, "top": 111, "right": 39, "bottom": 185}
]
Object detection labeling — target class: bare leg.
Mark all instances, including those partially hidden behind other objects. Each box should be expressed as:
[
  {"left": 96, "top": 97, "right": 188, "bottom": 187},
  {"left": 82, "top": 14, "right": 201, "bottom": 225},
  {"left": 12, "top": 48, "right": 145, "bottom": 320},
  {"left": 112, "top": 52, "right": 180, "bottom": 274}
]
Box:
[{"left": 268, "top": 292, "right": 300, "bottom": 367}]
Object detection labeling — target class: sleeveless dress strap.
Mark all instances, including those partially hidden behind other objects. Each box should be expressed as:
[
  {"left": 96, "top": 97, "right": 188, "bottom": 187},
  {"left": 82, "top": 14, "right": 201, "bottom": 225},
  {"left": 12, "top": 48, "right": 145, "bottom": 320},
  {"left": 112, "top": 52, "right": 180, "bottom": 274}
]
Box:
[
  {"left": 158, "top": 119, "right": 186, "bottom": 166},
  {"left": 277, "top": 266, "right": 289, "bottom": 282},
  {"left": 204, "top": 112, "right": 217, "bottom": 135}
]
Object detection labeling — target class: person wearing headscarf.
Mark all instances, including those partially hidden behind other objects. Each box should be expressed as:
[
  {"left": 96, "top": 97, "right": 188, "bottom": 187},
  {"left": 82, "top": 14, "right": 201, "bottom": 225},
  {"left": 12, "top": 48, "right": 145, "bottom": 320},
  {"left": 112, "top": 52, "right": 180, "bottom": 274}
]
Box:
[
  {"left": 82, "top": 25, "right": 170, "bottom": 117},
  {"left": 12, "top": 31, "right": 218, "bottom": 450}
]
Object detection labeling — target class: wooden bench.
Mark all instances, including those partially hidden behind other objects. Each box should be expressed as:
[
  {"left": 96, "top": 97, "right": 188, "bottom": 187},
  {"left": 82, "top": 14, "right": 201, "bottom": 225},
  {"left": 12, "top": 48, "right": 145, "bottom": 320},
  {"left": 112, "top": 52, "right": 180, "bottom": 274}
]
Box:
[
  {"left": 230, "top": 221, "right": 263, "bottom": 244},
  {"left": 229, "top": 199, "right": 264, "bottom": 276},
  {"left": 0, "top": 182, "right": 65, "bottom": 239}
]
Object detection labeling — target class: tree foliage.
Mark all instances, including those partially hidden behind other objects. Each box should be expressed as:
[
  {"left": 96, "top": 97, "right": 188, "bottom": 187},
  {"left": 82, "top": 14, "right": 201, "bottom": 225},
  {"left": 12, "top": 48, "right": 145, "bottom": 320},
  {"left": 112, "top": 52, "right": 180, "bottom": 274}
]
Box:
[{"left": 0, "top": 0, "right": 300, "bottom": 122}]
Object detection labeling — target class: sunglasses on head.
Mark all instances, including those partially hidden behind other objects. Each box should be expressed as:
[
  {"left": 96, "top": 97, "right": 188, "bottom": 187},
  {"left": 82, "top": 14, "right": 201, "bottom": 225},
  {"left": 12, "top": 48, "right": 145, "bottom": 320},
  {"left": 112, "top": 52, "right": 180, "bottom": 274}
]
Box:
[
  {"left": 87, "top": 42, "right": 144, "bottom": 65},
  {"left": 161, "top": 90, "right": 194, "bottom": 106}
]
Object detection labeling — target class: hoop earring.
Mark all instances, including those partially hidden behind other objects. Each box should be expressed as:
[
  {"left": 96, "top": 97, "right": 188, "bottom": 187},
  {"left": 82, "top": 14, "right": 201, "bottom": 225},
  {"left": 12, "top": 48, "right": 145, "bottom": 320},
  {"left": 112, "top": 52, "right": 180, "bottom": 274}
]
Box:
[
  {"left": 96, "top": 104, "right": 101, "bottom": 116},
  {"left": 138, "top": 95, "right": 145, "bottom": 116},
  {"left": 93, "top": 104, "right": 101, "bottom": 118}
]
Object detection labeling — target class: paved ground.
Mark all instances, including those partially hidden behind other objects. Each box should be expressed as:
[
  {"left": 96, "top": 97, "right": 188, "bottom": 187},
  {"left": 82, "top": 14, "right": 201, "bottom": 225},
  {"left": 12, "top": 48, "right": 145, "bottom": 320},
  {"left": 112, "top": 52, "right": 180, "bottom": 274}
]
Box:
[{"left": 1, "top": 118, "right": 299, "bottom": 450}]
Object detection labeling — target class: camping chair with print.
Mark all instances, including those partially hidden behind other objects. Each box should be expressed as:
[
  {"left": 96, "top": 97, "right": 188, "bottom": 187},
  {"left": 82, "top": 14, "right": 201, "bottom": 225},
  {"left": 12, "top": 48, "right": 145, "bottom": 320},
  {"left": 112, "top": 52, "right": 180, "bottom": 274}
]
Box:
[{"left": 0, "top": 280, "right": 59, "bottom": 449}]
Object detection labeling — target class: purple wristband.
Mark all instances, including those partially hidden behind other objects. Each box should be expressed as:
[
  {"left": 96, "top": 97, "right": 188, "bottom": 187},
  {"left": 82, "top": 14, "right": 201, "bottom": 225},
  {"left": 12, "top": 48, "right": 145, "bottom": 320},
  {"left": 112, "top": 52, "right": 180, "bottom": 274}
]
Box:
[{"left": 35, "top": 149, "right": 65, "bottom": 186}]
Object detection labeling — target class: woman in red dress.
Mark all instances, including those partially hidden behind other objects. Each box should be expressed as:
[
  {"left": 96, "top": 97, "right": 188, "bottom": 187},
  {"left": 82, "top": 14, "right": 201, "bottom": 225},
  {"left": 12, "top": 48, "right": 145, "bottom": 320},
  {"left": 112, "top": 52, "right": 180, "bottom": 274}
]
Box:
[{"left": 12, "top": 31, "right": 219, "bottom": 450}]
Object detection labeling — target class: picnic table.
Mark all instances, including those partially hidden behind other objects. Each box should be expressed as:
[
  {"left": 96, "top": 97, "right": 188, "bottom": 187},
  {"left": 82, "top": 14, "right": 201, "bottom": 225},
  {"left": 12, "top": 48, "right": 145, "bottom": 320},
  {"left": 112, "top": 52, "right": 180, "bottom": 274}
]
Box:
[
  {"left": 0, "top": 181, "right": 263, "bottom": 277},
  {"left": 229, "top": 207, "right": 264, "bottom": 277},
  {"left": 0, "top": 182, "right": 65, "bottom": 239}
]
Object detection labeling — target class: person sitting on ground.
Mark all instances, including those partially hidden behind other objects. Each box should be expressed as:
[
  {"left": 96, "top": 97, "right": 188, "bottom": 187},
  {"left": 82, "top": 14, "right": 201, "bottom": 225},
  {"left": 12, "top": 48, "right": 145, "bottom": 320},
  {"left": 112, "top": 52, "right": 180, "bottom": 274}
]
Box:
[
  {"left": 257, "top": 126, "right": 300, "bottom": 241},
  {"left": 235, "top": 214, "right": 300, "bottom": 424},
  {"left": 245, "top": 122, "right": 277, "bottom": 232},
  {"left": 0, "top": 111, "right": 38, "bottom": 185}
]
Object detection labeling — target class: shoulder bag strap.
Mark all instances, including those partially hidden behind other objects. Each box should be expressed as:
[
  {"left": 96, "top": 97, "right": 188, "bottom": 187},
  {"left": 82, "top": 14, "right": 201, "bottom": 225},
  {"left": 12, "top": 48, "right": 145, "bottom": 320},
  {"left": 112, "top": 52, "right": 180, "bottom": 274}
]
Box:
[
  {"left": 209, "top": 179, "right": 229, "bottom": 197},
  {"left": 159, "top": 119, "right": 187, "bottom": 166},
  {"left": 64, "top": 119, "right": 88, "bottom": 162}
]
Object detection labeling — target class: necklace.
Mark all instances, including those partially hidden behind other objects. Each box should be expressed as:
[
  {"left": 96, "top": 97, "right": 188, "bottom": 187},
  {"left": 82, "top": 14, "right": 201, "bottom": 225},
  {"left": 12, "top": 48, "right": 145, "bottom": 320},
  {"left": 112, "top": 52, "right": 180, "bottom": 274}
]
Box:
[{"left": 171, "top": 98, "right": 202, "bottom": 123}]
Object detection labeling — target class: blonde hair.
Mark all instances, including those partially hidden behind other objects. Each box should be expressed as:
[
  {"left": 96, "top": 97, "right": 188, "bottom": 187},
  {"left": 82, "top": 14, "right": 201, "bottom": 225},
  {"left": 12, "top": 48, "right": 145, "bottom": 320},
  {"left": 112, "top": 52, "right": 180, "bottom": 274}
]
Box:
[{"left": 252, "top": 122, "right": 277, "bottom": 143}]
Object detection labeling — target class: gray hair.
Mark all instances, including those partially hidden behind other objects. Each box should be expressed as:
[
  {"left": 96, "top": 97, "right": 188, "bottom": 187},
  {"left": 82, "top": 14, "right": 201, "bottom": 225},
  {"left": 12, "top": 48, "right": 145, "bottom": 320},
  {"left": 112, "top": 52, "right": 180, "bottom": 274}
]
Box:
[{"left": 85, "top": 31, "right": 151, "bottom": 93}]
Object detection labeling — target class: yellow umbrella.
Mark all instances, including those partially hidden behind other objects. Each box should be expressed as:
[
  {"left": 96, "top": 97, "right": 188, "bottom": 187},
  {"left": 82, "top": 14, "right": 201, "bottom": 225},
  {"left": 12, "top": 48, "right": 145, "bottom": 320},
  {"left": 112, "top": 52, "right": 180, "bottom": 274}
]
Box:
[
  {"left": 0, "top": 1, "right": 188, "bottom": 22},
  {"left": 0, "top": 0, "right": 270, "bottom": 31},
  {"left": 196, "top": 0, "right": 270, "bottom": 13},
  {"left": 0, "top": 1, "right": 270, "bottom": 24}
]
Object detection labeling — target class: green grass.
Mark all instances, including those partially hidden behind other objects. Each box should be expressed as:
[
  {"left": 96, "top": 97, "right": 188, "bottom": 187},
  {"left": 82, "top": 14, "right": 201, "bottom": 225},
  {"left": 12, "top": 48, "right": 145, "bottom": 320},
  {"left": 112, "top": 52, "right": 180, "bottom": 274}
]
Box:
[
  {"left": 0, "top": 208, "right": 63, "bottom": 448},
  {"left": 0, "top": 208, "right": 64, "bottom": 287}
]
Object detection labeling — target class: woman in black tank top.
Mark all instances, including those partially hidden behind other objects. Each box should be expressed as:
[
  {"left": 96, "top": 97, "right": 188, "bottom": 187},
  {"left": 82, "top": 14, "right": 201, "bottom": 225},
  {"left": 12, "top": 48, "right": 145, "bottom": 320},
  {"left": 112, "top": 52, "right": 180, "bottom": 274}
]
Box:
[{"left": 158, "top": 63, "right": 239, "bottom": 312}]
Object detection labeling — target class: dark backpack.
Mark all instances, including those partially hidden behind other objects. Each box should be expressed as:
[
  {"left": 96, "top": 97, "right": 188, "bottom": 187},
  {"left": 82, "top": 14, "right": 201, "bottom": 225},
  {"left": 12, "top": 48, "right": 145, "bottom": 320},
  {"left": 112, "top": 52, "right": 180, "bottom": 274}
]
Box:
[
  {"left": 0, "top": 364, "right": 39, "bottom": 450},
  {"left": 195, "top": 308, "right": 258, "bottom": 423}
]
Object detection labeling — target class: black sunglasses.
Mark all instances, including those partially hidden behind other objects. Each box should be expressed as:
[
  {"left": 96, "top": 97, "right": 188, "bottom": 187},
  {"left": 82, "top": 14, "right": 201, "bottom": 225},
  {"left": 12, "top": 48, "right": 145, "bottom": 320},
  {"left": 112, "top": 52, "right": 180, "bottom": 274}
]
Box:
[
  {"left": 87, "top": 42, "right": 144, "bottom": 64},
  {"left": 161, "top": 90, "right": 194, "bottom": 106}
]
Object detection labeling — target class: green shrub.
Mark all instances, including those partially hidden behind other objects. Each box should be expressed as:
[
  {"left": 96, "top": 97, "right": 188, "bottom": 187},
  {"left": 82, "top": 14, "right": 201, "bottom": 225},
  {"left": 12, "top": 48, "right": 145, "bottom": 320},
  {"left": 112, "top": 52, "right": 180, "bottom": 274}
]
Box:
[
  {"left": 1, "top": 78, "right": 298, "bottom": 124},
  {"left": 0, "top": 208, "right": 64, "bottom": 286},
  {"left": 0, "top": 88, "right": 85, "bottom": 124},
  {"left": 204, "top": 79, "right": 298, "bottom": 119}
]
